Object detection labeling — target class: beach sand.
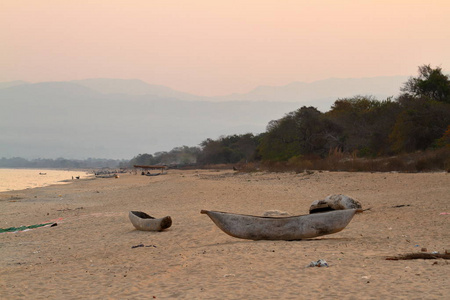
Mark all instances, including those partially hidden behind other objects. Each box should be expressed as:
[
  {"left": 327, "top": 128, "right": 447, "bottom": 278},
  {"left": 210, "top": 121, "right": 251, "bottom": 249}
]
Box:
[{"left": 1, "top": 170, "right": 449, "bottom": 299}]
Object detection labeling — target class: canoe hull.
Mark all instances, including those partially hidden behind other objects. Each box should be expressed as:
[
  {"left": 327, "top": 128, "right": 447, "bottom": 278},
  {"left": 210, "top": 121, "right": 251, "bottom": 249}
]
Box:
[
  {"left": 129, "top": 211, "right": 172, "bottom": 231},
  {"left": 201, "top": 209, "right": 356, "bottom": 240}
]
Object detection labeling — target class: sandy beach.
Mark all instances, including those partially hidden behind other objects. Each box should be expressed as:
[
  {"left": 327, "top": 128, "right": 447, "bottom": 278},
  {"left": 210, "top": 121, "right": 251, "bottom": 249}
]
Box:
[{"left": 1, "top": 169, "right": 449, "bottom": 299}]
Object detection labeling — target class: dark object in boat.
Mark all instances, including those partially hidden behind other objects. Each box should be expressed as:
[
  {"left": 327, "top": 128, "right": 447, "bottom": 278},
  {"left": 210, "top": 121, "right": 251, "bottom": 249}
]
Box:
[{"left": 309, "top": 194, "right": 362, "bottom": 214}]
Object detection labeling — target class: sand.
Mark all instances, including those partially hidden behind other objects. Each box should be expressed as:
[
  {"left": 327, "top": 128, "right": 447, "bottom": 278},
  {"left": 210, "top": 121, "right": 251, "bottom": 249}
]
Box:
[{"left": 1, "top": 169, "right": 449, "bottom": 299}]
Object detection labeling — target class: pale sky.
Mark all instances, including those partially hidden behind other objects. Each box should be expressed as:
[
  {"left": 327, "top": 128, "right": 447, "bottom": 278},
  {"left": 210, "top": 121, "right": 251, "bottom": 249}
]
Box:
[{"left": 1, "top": 0, "right": 450, "bottom": 96}]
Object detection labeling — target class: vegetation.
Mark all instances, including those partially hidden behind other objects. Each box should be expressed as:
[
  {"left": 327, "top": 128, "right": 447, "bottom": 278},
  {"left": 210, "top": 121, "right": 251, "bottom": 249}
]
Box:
[
  {"left": 4, "top": 64, "right": 449, "bottom": 172},
  {"left": 129, "top": 146, "right": 200, "bottom": 167},
  {"left": 188, "top": 64, "right": 449, "bottom": 172},
  {"left": 124, "top": 64, "right": 450, "bottom": 173},
  {"left": 401, "top": 65, "right": 450, "bottom": 103},
  {"left": 197, "top": 134, "right": 260, "bottom": 165}
]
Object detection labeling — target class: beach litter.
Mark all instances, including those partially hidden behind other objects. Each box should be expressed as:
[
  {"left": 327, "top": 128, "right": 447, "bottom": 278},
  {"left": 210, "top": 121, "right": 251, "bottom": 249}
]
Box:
[
  {"left": 307, "top": 259, "right": 329, "bottom": 267},
  {"left": 386, "top": 252, "right": 450, "bottom": 260},
  {"left": 131, "top": 244, "right": 157, "bottom": 249},
  {"left": 392, "top": 204, "right": 411, "bottom": 208},
  {"left": 0, "top": 221, "right": 58, "bottom": 233}
]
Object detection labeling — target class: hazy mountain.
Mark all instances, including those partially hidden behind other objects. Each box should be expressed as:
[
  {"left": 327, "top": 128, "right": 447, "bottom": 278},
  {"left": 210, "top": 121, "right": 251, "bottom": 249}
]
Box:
[
  {"left": 74, "top": 76, "right": 409, "bottom": 112},
  {"left": 71, "top": 78, "right": 206, "bottom": 101},
  {"left": 0, "top": 80, "right": 29, "bottom": 90},
  {"left": 0, "top": 82, "right": 300, "bottom": 159},
  {"left": 212, "top": 76, "right": 409, "bottom": 105},
  {"left": 0, "top": 76, "right": 410, "bottom": 159}
]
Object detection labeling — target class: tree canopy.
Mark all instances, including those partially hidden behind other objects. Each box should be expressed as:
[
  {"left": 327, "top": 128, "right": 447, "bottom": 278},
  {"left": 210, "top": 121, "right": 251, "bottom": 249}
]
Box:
[
  {"left": 401, "top": 64, "right": 450, "bottom": 103},
  {"left": 125, "top": 64, "right": 450, "bottom": 167}
]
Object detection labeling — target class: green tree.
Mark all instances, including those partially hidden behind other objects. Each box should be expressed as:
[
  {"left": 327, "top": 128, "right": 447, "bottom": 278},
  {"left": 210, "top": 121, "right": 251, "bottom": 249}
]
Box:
[
  {"left": 389, "top": 95, "right": 450, "bottom": 153},
  {"left": 326, "top": 96, "right": 401, "bottom": 156},
  {"left": 129, "top": 153, "right": 156, "bottom": 166},
  {"left": 435, "top": 125, "right": 450, "bottom": 148},
  {"left": 401, "top": 64, "right": 450, "bottom": 103},
  {"left": 258, "top": 115, "right": 301, "bottom": 161},
  {"left": 258, "top": 106, "right": 328, "bottom": 161},
  {"left": 197, "top": 134, "right": 259, "bottom": 165}
]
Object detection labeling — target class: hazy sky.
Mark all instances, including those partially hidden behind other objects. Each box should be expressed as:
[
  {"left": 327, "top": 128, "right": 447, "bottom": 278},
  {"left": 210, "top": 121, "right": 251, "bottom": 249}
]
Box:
[{"left": 2, "top": 0, "right": 449, "bottom": 96}]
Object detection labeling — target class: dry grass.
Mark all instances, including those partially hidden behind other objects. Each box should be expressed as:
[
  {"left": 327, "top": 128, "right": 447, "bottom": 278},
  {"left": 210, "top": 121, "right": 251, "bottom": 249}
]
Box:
[
  {"left": 190, "top": 147, "right": 450, "bottom": 174},
  {"left": 254, "top": 147, "right": 450, "bottom": 173}
]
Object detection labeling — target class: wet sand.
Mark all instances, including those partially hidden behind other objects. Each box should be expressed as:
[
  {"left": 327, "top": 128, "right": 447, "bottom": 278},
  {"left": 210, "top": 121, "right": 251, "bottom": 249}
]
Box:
[{"left": 1, "top": 170, "right": 449, "bottom": 299}]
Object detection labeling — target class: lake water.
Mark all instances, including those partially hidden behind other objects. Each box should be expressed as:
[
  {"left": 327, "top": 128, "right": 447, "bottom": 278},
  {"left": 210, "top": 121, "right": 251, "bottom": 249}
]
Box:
[{"left": 0, "top": 168, "right": 93, "bottom": 192}]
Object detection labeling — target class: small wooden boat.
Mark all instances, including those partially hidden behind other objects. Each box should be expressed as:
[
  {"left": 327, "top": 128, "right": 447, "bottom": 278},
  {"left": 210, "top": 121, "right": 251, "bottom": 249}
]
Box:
[
  {"left": 129, "top": 211, "right": 172, "bottom": 231},
  {"left": 200, "top": 209, "right": 357, "bottom": 240},
  {"left": 145, "top": 173, "right": 161, "bottom": 176}
]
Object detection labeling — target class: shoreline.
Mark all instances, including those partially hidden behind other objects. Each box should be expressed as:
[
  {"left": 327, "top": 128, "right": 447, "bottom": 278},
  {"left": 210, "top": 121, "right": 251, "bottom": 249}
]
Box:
[
  {"left": 0, "top": 168, "right": 95, "bottom": 193},
  {"left": 1, "top": 170, "right": 449, "bottom": 298}
]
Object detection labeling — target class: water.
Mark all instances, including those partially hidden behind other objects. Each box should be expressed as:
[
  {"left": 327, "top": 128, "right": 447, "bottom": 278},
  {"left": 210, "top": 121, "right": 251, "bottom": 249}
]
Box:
[{"left": 0, "top": 168, "right": 93, "bottom": 192}]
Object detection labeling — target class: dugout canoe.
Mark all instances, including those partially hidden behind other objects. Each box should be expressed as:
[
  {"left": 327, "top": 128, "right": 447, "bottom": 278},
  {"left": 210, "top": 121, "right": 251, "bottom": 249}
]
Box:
[
  {"left": 129, "top": 211, "right": 172, "bottom": 231},
  {"left": 200, "top": 209, "right": 357, "bottom": 240}
]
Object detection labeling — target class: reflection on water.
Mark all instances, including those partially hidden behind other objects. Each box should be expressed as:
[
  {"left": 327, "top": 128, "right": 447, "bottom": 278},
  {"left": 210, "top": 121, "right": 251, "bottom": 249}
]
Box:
[{"left": 0, "top": 169, "right": 92, "bottom": 192}]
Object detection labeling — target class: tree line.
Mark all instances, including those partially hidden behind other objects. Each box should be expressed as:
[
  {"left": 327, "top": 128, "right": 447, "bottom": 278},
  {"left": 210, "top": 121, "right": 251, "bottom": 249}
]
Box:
[
  {"left": 3, "top": 65, "right": 449, "bottom": 171},
  {"left": 129, "top": 65, "right": 450, "bottom": 171}
]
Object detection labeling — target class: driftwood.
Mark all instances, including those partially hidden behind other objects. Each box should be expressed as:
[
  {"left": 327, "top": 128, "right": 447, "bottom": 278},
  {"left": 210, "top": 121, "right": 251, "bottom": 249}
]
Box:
[
  {"left": 128, "top": 211, "right": 172, "bottom": 231},
  {"left": 201, "top": 209, "right": 357, "bottom": 240},
  {"left": 386, "top": 253, "right": 450, "bottom": 260}
]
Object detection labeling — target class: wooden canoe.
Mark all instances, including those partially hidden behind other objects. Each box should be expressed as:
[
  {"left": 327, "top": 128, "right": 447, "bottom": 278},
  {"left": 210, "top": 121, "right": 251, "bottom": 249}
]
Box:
[
  {"left": 200, "top": 209, "right": 357, "bottom": 240},
  {"left": 129, "top": 211, "right": 172, "bottom": 231}
]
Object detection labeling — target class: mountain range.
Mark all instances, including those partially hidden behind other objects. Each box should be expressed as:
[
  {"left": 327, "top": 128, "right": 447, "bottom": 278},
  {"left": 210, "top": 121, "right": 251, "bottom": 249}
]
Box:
[{"left": 0, "top": 76, "right": 408, "bottom": 159}]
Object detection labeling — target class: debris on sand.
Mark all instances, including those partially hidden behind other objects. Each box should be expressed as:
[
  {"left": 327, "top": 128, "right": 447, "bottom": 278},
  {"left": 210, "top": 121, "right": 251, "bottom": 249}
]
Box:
[
  {"left": 386, "top": 252, "right": 450, "bottom": 260},
  {"left": 307, "top": 259, "right": 329, "bottom": 267}
]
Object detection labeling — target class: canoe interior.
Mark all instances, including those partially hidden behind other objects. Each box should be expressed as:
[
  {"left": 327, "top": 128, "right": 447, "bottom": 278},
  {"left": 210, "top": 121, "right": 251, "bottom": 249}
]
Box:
[{"left": 130, "top": 211, "right": 155, "bottom": 219}]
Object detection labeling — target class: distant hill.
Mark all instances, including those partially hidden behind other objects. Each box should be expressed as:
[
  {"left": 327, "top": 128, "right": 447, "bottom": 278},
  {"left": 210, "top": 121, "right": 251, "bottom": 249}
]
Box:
[
  {"left": 0, "top": 76, "right": 409, "bottom": 103},
  {"left": 0, "top": 82, "right": 300, "bottom": 159},
  {"left": 212, "top": 76, "right": 409, "bottom": 105},
  {"left": 71, "top": 78, "right": 206, "bottom": 101},
  {"left": 0, "top": 76, "right": 410, "bottom": 159},
  {"left": 0, "top": 80, "right": 29, "bottom": 90},
  {"left": 73, "top": 76, "right": 409, "bottom": 111}
]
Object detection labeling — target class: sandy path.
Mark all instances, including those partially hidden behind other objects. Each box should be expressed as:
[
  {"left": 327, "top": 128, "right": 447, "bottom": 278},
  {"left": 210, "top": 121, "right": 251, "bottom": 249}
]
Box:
[{"left": 1, "top": 170, "right": 449, "bottom": 299}]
